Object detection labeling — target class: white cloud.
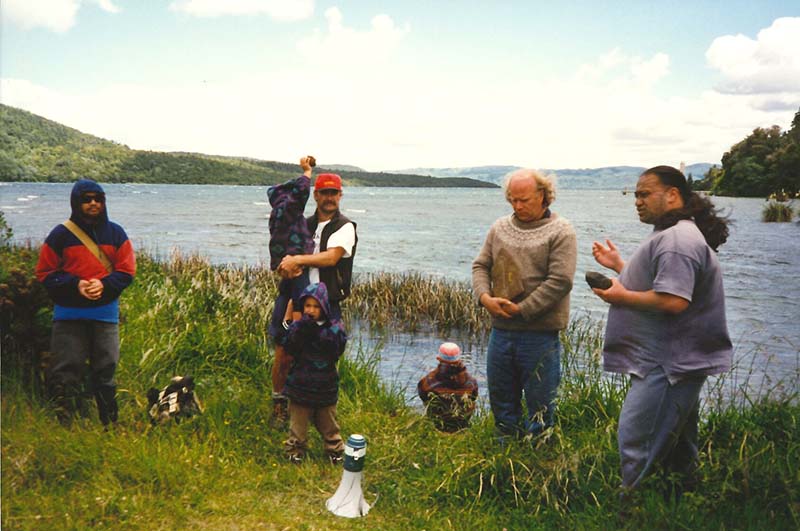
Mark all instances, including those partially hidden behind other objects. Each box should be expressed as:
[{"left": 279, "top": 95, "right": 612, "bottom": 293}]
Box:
[
  {"left": 2, "top": 58, "right": 790, "bottom": 172},
  {"left": 2, "top": 0, "right": 121, "bottom": 32},
  {"left": 94, "top": 0, "right": 121, "bottom": 14},
  {"left": 630, "top": 53, "right": 670, "bottom": 86},
  {"left": 2, "top": 14, "right": 797, "bottom": 171},
  {"left": 707, "top": 17, "right": 800, "bottom": 94},
  {"left": 1, "top": 79, "right": 73, "bottom": 119},
  {"left": 576, "top": 48, "right": 670, "bottom": 88},
  {"left": 296, "top": 7, "right": 409, "bottom": 69},
  {"left": 169, "top": 0, "right": 313, "bottom": 20},
  {"left": 2, "top": 0, "right": 81, "bottom": 33}
]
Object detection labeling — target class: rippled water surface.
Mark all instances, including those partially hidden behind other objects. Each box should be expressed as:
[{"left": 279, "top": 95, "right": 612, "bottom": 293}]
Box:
[{"left": 3, "top": 182, "right": 798, "bottom": 401}]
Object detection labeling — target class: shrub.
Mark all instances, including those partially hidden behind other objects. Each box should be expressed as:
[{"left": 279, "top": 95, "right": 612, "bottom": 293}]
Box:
[
  {"left": 762, "top": 201, "right": 794, "bottom": 222},
  {"left": 0, "top": 210, "right": 13, "bottom": 247},
  {"left": 0, "top": 241, "right": 52, "bottom": 393}
]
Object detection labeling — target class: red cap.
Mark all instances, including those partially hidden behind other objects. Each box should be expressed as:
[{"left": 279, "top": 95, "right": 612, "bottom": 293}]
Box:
[{"left": 314, "top": 173, "right": 342, "bottom": 191}]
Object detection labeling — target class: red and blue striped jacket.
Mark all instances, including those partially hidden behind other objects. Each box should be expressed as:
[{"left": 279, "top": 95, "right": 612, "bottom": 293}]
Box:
[{"left": 35, "top": 180, "right": 136, "bottom": 314}]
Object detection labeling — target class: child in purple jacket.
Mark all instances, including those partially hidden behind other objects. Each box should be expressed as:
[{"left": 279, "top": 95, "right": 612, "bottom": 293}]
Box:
[
  {"left": 267, "top": 156, "right": 315, "bottom": 324},
  {"left": 283, "top": 282, "right": 348, "bottom": 463}
]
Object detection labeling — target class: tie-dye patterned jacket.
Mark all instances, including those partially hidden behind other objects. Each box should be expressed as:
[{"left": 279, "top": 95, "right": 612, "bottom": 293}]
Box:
[
  {"left": 267, "top": 174, "right": 313, "bottom": 271},
  {"left": 285, "top": 282, "right": 348, "bottom": 407}
]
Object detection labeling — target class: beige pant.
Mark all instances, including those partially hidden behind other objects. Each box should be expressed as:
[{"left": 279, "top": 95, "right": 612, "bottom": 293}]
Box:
[{"left": 284, "top": 401, "right": 344, "bottom": 458}]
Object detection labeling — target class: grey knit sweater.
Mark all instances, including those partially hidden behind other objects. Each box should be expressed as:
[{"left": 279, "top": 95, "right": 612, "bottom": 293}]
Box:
[{"left": 472, "top": 213, "right": 577, "bottom": 331}]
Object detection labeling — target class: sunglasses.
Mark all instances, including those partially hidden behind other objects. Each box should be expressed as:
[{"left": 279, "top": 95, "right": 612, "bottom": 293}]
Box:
[{"left": 81, "top": 194, "right": 105, "bottom": 204}]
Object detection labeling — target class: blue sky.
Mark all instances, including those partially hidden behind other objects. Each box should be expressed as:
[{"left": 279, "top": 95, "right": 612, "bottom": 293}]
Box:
[{"left": 2, "top": 1, "right": 799, "bottom": 171}]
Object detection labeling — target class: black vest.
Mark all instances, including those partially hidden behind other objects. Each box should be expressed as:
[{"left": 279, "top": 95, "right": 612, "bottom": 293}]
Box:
[{"left": 306, "top": 210, "right": 358, "bottom": 303}]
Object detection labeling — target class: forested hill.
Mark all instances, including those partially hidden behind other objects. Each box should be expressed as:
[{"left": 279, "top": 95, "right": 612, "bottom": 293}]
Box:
[{"left": 0, "top": 105, "right": 496, "bottom": 188}]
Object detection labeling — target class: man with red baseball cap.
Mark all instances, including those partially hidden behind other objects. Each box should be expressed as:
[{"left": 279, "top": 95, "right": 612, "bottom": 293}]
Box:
[
  {"left": 269, "top": 170, "right": 358, "bottom": 422},
  {"left": 279, "top": 172, "right": 357, "bottom": 316}
]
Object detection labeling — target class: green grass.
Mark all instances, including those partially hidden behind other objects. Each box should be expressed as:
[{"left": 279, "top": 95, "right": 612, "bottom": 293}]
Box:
[{"left": 2, "top": 249, "right": 799, "bottom": 530}]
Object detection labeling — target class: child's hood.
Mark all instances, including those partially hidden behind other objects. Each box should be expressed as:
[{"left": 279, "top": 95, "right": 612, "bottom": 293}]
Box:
[{"left": 299, "top": 282, "right": 332, "bottom": 320}]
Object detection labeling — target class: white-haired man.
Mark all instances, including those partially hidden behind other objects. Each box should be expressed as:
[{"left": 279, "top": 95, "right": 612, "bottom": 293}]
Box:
[{"left": 472, "top": 169, "right": 577, "bottom": 439}]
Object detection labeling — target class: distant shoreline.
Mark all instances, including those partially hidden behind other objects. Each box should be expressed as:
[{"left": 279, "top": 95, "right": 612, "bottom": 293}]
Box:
[
  {"left": 4, "top": 180, "right": 742, "bottom": 194},
  {"left": 0, "top": 104, "right": 497, "bottom": 189},
  {"left": 1, "top": 179, "right": 498, "bottom": 189}
]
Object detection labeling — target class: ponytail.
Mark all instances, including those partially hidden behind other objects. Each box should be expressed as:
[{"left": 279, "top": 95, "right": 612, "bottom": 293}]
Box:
[{"left": 644, "top": 166, "right": 730, "bottom": 251}]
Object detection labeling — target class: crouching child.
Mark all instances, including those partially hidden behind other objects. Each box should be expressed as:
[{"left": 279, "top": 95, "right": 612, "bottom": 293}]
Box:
[
  {"left": 283, "top": 282, "right": 347, "bottom": 464},
  {"left": 418, "top": 342, "right": 479, "bottom": 432}
]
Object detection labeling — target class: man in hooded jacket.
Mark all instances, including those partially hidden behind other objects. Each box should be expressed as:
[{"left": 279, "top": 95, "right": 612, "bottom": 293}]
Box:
[{"left": 36, "top": 179, "right": 136, "bottom": 425}]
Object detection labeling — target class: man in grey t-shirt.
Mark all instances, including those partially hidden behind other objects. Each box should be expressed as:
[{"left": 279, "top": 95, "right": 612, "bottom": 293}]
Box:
[{"left": 591, "top": 165, "right": 732, "bottom": 501}]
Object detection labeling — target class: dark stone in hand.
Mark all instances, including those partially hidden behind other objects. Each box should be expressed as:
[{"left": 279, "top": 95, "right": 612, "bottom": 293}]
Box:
[{"left": 585, "top": 271, "right": 612, "bottom": 290}]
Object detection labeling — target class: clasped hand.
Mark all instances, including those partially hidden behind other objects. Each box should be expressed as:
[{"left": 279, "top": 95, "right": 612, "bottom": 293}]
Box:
[
  {"left": 481, "top": 294, "right": 521, "bottom": 319},
  {"left": 78, "top": 279, "right": 104, "bottom": 300},
  {"left": 277, "top": 255, "right": 303, "bottom": 279}
]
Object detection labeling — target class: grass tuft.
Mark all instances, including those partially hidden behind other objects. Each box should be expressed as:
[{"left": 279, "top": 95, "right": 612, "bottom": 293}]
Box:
[{"left": 762, "top": 201, "right": 795, "bottom": 222}]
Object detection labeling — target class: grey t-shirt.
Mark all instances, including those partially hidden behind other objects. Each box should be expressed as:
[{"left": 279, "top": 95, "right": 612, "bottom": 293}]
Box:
[{"left": 603, "top": 220, "right": 732, "bottom": 383}]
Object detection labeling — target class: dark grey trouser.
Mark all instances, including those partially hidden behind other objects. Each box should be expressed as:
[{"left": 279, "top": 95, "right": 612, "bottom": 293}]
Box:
[
  {"left": 47, "top": 320, "right": 120, "bottom": 398},
  {"left": 618, "top": 366, "right": 706, "bottom": 490}
]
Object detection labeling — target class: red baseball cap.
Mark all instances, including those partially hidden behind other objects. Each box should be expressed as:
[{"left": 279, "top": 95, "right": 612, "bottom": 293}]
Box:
[{"left": 314, "top": 173, "right": 342, "bottom": 191}]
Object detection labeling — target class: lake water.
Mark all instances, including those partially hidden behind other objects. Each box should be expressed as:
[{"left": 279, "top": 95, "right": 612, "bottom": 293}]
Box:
[{"left": 3, "top": 182, "right": 799, "bottom": 402}]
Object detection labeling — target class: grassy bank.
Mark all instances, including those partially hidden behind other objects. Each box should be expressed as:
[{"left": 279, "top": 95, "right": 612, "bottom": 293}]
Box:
[{"left": 2, "top": 247, "right": 799, "bottom": 530}]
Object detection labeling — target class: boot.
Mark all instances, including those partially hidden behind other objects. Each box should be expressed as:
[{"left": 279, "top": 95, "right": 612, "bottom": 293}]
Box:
[
  {"left": 48, "top": 384, "right": 75, "bottom": 426},
  {"left": 95, "top": 384, "right": 119, "bottom": 426},
  {"left": 272, "top": 392, "right": 289, "bottom": 425},
  {"left": 77, "top": 387, "right": 93, "bottom": 419},
  {"left": 49, "top": 382, "right": 80, "bottom": 426}
]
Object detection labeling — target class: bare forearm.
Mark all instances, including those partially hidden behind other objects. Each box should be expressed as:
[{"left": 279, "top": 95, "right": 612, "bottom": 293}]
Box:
[
  {"left": 619, "top": 289, "right": 688, "bottom": 314},
  {"left": 294, "top": 248, "right": 342, "bottom": 268}
]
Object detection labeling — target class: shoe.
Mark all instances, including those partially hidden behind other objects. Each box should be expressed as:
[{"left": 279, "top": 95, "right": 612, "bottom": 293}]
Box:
[
  {"left": 328, "top": 453, "right": 343, "bottom": 465},
  {"left": 288, "top": 454, "right": 303, "bottom": 464}
]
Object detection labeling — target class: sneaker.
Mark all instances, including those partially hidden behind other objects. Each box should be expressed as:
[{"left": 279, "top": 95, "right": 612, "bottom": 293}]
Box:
[
  {"left": 288, "top": 454, "right": 303, "bottom": 464},
  {"left": 328, "top": 453, "right": 343, "bottom": 465}
]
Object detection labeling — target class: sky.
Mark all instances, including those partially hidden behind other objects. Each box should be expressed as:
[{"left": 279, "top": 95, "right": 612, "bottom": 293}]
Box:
[{"left": 2, "top": 1, "right": 799, "bottom": 171}]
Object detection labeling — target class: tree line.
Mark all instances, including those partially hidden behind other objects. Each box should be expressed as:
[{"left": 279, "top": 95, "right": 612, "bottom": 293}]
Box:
[{"left": 694, "top": 108, "right": 800, "bottom": 197}]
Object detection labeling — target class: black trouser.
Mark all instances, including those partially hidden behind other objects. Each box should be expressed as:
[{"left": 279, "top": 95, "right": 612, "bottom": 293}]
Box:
[{"left": 47, "top": 320, "right": 120, "bottom": 424}]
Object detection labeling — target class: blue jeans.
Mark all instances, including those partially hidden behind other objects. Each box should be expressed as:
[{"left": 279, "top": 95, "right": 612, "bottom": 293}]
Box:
[{"left": 486, "top": 328, "right": 561, "bottom": 436}]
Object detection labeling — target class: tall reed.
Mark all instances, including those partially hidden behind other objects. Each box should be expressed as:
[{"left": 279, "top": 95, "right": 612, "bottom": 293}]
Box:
[
  {"left": 347, "top": 272, "right": 489, "bottom": 334},
  {"left": 762, "top": 201, "right": 794, "bottom": 222}
]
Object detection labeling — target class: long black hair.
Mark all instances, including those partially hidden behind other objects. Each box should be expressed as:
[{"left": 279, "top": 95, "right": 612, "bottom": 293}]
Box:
[{"left": 644, "top": 165, "right": 730, "bottom": 251}]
